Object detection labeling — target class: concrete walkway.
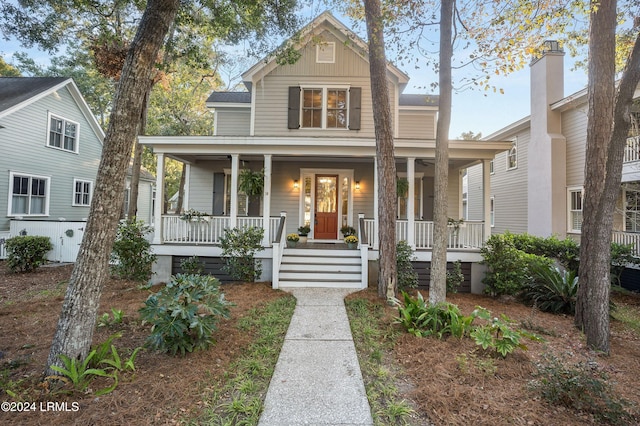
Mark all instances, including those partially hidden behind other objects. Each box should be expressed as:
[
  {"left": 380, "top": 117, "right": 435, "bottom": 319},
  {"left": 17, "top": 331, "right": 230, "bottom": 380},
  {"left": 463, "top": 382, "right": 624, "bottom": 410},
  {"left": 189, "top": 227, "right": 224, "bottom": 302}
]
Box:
[{"left": 258, "top": 288, "right": 373, "bottom": 426}]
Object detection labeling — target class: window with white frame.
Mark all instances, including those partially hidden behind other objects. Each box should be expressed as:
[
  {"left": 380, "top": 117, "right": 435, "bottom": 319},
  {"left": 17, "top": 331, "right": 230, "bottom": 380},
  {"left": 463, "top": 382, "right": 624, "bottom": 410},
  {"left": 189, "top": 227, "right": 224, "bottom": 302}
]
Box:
[
  {"left": 568, "top": 188, "right": 583, "bottom": 232},
  {"left": 48, "top": 113, "right": 79, "bottom": 153},
  {"left": 489, "top": 160, "right": 494, "bottom": 174},
  {"left": 625, "top": 187, "right": 640, "bottom": 232},
  {"left": 9, "top": 172, "right": 49, "bottom": 216},
  {"left": 302, "top": 87, "right": 348, "bottom": 129},
  {"left": 224, "top": 172, "right": 248, "bottom": 216},
  {"left": 506, "top": 140, "right": 517, "bottom": 170},
  {"left": 316, "top": 42, "right": 335, "bottom": 63},
  {"left": 73, "top": 179, "right": 92, "bottom": 206},
  {"left": 490, "top": 196, "right": 495, "bottom": 227}
]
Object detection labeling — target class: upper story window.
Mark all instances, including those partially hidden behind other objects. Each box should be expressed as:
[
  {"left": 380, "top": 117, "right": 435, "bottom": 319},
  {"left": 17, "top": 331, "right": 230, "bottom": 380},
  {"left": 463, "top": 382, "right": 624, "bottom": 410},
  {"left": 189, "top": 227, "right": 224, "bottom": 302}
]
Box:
[
  {"left": 288, "top": 86, "right": 361, "bottom": 131},
  {"left": 489, "top": 160, "right": 494, "bottom": 174},
  {"left": 48, "top": 113, "right": 79, "bottom": 153},
  {"left": 506, "top": 139, "right": 517, "bottom": 170},
  {"left": 9, "top": 172, "right": 50, "bottom": 216},
  {"left": 73, "top": 179, "right": 93, "bottom": 207},
  {"left": 316, "top": 42, "right": 335, "bottom": 63}
]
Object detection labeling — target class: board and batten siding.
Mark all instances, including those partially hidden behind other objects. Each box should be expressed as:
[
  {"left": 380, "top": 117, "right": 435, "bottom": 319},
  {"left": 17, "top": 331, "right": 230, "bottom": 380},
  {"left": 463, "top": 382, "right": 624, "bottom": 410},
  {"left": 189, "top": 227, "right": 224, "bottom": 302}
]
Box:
[
  {"left": 0, "top": 85, "right": 103, "bottom": 231},
  {"left": 253, "top": 30, "right": 398, "bottom": 138},
  {"left": 215, "top": 109, "right": 250, "bottom": 136},
  {"left": 490, "top": 129, "right": 529, "bottom": 234}
]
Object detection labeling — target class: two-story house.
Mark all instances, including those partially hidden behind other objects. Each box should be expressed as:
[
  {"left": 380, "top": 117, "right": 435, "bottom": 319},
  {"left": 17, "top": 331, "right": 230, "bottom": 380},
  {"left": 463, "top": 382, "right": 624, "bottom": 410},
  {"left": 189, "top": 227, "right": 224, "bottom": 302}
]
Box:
[
  {"left": 466, "top": 42, "right": 640, "bottom": 253},
  {"left": 141, "top": 12, "right": 511, "bottom": 290}
]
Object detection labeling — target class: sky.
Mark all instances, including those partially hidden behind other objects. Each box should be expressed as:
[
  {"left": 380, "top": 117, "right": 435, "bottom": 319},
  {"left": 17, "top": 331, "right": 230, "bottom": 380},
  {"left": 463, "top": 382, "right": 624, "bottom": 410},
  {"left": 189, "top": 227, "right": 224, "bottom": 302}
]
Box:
[{"left": 0, "top": 8, "right": 590, "bottom": 139}]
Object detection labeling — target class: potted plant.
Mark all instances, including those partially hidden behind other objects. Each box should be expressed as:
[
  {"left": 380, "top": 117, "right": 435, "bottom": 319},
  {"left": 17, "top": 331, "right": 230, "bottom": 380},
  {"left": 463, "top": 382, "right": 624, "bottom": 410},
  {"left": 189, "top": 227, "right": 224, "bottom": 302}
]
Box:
[
  {"left": 298, "top": 225, "right": 311, "bottom": 243},
  {"left": 345, "top": 235, "right": 358, "bottom": 249},
  {"left": 286, "top": 233, "right": 299, "bottom": 248},
  {"left": 340, "top": 225, "right": 357, "bottom": 237},
  {"left": 397, "top": 177, "right": 409, "bottom": 198},
  {"left": 238, "top": 168, "right": 264, "bottom": 216}
]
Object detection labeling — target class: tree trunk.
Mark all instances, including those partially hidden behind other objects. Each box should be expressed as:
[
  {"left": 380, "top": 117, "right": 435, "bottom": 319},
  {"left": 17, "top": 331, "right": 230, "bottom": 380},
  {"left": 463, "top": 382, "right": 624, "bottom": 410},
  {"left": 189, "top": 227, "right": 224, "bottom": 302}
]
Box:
[
  {"left": 575, "top": 1, "right": 640, "bottom": 354},
  {"left": 45, "top": 0, "right": 180, "bottom": 377},
  {"left": 429, "top": 0, "right": 454, "bottom": 305},
  {"left": 363, "top": 0, "right": 397, "bottom": 300},
  {"left": 127, "top": 88, "right": 151, "bottom": 220}
]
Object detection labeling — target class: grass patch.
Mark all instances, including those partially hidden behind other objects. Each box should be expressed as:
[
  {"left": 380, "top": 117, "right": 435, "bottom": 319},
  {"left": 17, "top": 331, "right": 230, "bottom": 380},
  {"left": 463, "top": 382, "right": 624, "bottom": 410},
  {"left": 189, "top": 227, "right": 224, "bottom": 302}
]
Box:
[
  {"left": 346, "top": 298, "right": 417, "bottom": 426},
  {"left": 198, "top": 294, "right": 296, "bottom": 425}
]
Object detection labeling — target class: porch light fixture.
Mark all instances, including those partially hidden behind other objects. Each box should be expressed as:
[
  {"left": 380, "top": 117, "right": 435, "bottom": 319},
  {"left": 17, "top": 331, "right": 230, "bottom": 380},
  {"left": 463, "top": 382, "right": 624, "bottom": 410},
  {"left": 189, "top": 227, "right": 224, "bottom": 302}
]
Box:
[
  {"left": 355, "top": 181, "right": 360, "bottom": 190},
  {"left": 293, "top": 179, "right": 299, "bottom": 189}
]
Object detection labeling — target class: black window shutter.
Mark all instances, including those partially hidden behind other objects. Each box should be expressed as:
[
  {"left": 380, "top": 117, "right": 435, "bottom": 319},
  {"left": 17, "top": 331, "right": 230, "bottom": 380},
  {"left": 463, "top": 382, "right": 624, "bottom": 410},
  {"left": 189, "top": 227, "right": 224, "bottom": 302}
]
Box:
[
  {"left": 212, "top": 172, "right": 225, "bottom": 215},
  {"left": 288, "top": 86, "right": 301, "bottom": 129},
  {"left": 348, "top": 87, "right": 361, "bottom": 130}
]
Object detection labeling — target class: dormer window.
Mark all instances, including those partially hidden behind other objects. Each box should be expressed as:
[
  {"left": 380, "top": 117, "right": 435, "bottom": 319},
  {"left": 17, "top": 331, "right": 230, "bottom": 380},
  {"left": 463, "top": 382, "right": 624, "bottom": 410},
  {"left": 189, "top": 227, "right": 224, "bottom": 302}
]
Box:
[{"left": 289, "top": 86, "right": 361, "bottom": 130}]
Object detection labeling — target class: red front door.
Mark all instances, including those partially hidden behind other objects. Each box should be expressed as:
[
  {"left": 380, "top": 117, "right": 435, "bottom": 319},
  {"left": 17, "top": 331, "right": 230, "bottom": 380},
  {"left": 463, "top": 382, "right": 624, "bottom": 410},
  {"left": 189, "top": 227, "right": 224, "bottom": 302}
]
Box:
[{"left": 314, "top": 175, "right": 338, "bottom": 239}]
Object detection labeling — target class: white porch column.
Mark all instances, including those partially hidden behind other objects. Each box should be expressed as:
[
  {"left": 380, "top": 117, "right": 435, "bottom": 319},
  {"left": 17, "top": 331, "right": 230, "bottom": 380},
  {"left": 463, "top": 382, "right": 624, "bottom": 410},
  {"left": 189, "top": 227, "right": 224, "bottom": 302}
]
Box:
[
  {"left": 373, "top": 157, "right": 379, "bottom": 250},
  {"left": 230, "top": 154, "right": 239, "bottom": 228},
  {"left": 152, "top": 153, "right": 165, "bottom": 244},
  {"left": 483, "top": 159, "right": 492, "bottom": 241},
  {"left": 262, "top": 154, "right": 272, "bottom": 246},
  {"left": 407, "top": 157, "right": 416, "bottom": 248}
]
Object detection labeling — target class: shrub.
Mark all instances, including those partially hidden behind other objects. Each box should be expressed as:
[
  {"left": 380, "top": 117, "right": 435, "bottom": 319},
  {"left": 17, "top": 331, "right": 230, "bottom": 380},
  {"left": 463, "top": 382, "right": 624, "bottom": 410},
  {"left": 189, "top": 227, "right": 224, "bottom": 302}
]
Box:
[
  {"left": 481, "top": 233, "right": 552, "bottom": 296},
  {"left": 529, "top": 352, "right": 633, "bottom": 424},
  {"left": 446, "top": 260, "right": 464, "bottom": 294},
  {"left": 139, "top": 274, "right": 231, "bottom": 355},
  {"left": 521, "top": 264, "right": 578, "bottom": 314},
  {"left": 396, "top": 241, "right": 418, "bottom": 290},
  {"left": 469, "top": 308, "right": 542, "bottom": 357},
  {"left": 111, "top": 220, "right": 156, "bottom": 281},
  {"left": 509, "top": 233, "right": 580, "bottom": 271},
  {"left": 219, "top": 226, "right": 264, "bottom": 282},
  {"left": 5, "top": 235, "right": 52, "bottom": 272},
  {"left": 180, "top": 255, "right": 205, "bottom": 275}
]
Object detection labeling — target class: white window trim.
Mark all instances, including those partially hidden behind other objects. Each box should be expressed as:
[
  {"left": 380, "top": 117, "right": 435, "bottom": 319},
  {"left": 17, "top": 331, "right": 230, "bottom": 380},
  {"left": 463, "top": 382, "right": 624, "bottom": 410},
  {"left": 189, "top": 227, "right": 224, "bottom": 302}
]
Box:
[
  {"left": 8, "top": 171, "right": 51, "bottom": 217},
  {"left": 299, "top": 85, "right": 350, "bottom": 130},
  {"left": 506, "top": 139, "right": 517, "bottom": 170},
  {"left": 316, "top": 42, "right": 336, "bottom": 63},
  {"left": 46, "top": 112, "right": 80, "bottom": 154},
  {"left": 72, "top": 178, "right": 93, "bottom": 207},
  {"left": 489, "top": 159, "right": 495, "bottom": 175},
  {"left": 490, "top": 196, "right": 495, "bottom": 227},
  {"left": 567, "top": 187, "right": 584, "bottom": 233}
]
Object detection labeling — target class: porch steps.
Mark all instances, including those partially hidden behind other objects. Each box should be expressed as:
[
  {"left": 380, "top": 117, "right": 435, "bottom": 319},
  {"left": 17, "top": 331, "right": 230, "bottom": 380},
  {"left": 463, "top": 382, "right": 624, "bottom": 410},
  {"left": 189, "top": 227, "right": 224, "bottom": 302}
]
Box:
[{"left": 278, "top": 248, "right": 362, "bottom": 288}]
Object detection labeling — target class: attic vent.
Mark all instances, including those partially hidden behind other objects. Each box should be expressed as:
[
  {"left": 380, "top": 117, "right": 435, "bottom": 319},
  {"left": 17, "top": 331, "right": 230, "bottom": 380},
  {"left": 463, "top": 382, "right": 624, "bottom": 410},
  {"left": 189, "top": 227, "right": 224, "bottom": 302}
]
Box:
[{"left": 316, "top": 42, "right": 335, "bottom": 63}]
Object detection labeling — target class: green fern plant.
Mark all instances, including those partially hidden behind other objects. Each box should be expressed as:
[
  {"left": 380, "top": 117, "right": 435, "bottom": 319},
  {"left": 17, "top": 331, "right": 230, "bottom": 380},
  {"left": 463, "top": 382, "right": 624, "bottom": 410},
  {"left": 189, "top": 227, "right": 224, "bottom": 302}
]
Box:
[{"left": 49, "top": 351, "right": 116, "bottom": 395}]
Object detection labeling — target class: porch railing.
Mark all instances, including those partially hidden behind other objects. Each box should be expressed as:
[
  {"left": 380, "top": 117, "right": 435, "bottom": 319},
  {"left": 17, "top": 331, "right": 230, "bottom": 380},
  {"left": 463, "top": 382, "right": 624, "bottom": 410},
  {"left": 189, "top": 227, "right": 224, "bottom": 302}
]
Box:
[
  {"left": 612, "top": 231, "right": 640, "bottom": 256},
  {"left": 363, "top": 219, "right": 485, "bottom": 249},
  {"left": 161, "top": 215, "right": 280, "bottom": 245},
  {"left": 623, "top": 136, "right": 640, "bottom": 164}
]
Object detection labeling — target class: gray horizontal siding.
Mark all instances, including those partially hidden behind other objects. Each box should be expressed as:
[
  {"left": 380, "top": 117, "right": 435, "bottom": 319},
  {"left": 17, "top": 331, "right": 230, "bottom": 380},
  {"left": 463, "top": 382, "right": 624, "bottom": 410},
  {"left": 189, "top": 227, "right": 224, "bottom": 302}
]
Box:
[
  {"left": 466, "top": 164, "right": 484, "bottom": 221},
  {"left": 0, "top": 85, "right": 103, "bottom": 231},
  {"left": 562, "top": 106, "right": 588, "bottom": 187},
  {"left": 215, "top": 109, "right": 250, "bottom": 136}
]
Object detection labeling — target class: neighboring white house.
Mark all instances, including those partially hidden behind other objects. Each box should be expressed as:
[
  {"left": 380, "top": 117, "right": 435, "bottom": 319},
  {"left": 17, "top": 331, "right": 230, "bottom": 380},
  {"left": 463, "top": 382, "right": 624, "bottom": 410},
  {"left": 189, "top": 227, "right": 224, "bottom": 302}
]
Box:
[
  {"left": 466, "top": 42, "right": 640, "bottom": 251},
  {"left": 140, "top": 12, "right": 511, "bottom": 290}
]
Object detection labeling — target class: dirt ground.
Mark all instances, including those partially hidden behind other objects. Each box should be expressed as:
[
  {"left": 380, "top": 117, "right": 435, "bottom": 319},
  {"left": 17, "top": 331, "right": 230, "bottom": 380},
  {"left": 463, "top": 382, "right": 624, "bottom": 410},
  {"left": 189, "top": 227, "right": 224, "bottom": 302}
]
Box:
[{"left": 1, "top": 262, "right": 639, "bottom": 425}]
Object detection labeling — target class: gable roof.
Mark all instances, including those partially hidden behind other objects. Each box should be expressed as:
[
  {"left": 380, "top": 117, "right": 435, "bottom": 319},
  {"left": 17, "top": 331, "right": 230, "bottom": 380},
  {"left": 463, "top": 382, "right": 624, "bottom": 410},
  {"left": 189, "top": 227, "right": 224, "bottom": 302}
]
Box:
[
  {"left": 0, "top": 77, "right": 105, "bottom": 141},
  {"left": 241, "top": 11, "right": 410, "bottom": 88},
  {"left": 399, "top": 94, "right": 439, "bottom": 107}
]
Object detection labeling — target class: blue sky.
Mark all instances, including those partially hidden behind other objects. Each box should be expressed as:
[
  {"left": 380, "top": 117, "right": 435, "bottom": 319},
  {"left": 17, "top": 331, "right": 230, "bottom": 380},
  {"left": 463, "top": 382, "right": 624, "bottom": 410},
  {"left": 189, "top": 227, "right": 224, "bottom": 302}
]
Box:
[{"left": 0, "top": 10, "right": 589, "bottom": 139}]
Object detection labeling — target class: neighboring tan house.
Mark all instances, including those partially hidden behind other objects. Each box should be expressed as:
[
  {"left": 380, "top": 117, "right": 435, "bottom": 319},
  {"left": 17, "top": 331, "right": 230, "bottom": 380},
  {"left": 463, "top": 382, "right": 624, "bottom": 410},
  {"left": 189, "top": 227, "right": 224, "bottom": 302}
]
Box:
[
  {"left": 467, "top": 41, "right": 640, "bottom": 251},
  {"left": 141, "top": 12, "right": 511, "bottom": 290}
]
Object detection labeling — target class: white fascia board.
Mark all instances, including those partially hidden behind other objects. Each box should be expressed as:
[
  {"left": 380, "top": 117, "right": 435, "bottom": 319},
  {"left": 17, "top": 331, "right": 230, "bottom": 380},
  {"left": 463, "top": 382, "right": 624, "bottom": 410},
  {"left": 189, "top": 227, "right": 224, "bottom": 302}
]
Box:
[
  {"left": 482, "top": 116, "right": 531, "bottom": 141},
  {"left": 206, "top": 102, "right": 251, "bottom": 109}
]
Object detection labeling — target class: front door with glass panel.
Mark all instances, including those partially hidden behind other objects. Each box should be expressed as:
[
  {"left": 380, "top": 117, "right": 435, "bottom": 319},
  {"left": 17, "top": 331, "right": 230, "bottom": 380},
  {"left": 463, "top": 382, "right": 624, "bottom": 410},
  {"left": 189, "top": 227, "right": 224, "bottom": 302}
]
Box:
[{"left": 314, "top": 175, "right": 338, "bottom": 239}]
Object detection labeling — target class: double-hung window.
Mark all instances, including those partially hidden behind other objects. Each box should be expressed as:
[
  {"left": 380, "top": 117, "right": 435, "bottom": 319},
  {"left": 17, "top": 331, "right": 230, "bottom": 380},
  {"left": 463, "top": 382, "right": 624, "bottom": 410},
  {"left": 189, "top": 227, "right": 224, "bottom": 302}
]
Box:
[
  {"left": 73, "top": 179, "right": 93, "bottom": 206},
  {"left": 625, "top": 187, "right": 640, "bottom": 232},
  {"left": 506, "top": 139, "right": 517, "bottom": 170},
  {"left": 48, "top": 113, "right": 79, "bottom": 153},
  {"left": 568, "top": 188, "right": 583, "bottom": 232},
  {"left": 9, "top": 172, "right": 50, "bottom": 216},
  {"left": 289, "top": 86, "right": 361, "bottom": 130}
]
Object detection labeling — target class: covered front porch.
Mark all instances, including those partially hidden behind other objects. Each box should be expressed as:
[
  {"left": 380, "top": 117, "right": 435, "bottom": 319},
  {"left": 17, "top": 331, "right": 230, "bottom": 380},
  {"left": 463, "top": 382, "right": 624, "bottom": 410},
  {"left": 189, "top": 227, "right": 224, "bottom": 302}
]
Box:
[{"left": 141, "top": 135, "right": 511, "bottom": 289}]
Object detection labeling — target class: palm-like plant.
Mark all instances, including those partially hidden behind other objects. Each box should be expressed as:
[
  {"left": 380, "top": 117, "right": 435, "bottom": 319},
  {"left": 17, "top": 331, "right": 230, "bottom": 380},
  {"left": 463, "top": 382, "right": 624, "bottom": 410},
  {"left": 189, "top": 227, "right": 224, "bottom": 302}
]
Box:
[{"left": 521, "top": 264, "right": 578, "bottom": 315}]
